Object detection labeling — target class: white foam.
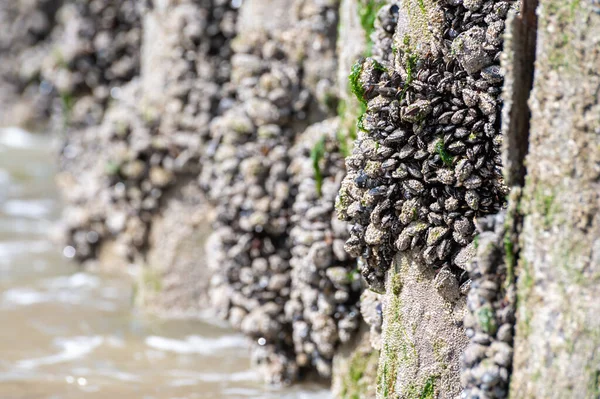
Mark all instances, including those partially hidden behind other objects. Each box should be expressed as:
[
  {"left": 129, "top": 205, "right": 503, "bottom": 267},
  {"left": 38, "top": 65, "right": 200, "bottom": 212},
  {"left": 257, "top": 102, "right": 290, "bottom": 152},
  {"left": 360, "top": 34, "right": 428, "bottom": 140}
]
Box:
[
  {"left": 2, "top": 288, "right": 47, "bottom": 305},
  {"left": 0, "top": 241, "right": 53, "bottom": 260},
  {"left": 168, "top": 369, "right": 259, "bottom": 385},
  {"left": 2, "top": 278, "right": 117, "bottom": 311},
  {"left": 16, "top": 336, "right": 104, "bottom": 369},
  {"left": 145, "top": 335, "right": 248, "bottom": 355},
  {"left": 0, "top": 218, "right": 53, "bottom": 235},
  {"left": 70, "top": 367, "right": 141, "bottom": 383},
  {"left": 44, "top": 273, "right": 101, "bottom": 289},
  {"left": 0, "top": 127, "right": 40, "bottom": 149},
  {"left": 2, "top": 199, "right": 55, "bottom": 218}
]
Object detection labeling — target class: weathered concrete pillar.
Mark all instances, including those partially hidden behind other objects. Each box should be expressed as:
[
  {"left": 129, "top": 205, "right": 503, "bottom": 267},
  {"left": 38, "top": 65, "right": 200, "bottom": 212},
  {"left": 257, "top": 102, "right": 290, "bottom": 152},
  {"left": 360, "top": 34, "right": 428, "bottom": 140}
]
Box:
[
  {"left": 335, "top": 0, "right": 509, "bottom": 396},
  {"left": 378, "top": 251, "right": 468, "bottom": 398},
  {"left": 510, "top": 3, "right": 600, "bottom": 397}
]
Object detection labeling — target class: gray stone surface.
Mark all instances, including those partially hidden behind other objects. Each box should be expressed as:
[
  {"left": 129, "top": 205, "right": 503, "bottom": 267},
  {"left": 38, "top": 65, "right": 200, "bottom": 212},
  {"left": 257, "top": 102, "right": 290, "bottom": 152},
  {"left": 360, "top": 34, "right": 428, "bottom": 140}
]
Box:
[{"left": 510, "top": 3, "right": 600, "bottom": 397}]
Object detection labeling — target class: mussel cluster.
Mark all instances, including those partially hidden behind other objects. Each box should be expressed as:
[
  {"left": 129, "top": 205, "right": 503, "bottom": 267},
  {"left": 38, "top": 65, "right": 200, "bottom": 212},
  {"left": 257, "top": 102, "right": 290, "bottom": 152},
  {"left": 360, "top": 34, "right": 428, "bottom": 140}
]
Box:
[
  {"left": 286, "top": 119, "right": 361, "bottom": 378},
  {"left": 461, "top": 211, "right": 515, "bottom": 399},
  {"left": 0, "top": 0, "right": 62, "bottom": 123},
  {"left": 43, "top": 0, "right": 142, "bottom": 127},
  {"left": 201, "top": 28, "right": 324, "bottom": 383},
  {"left": 202, "top": 0, "right": 359, "bottom": 382},
  {"left": 60, "top": 0, "right": 238, "bottom": 262},
  {"left": 337, "top": 0, "right": 510, "bottom": 292}
]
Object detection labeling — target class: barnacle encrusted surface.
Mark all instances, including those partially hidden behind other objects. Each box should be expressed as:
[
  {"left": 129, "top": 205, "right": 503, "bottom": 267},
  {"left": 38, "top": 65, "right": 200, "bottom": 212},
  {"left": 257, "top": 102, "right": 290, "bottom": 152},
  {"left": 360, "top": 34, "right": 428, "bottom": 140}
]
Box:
[
  {"left": 42, "top": 0, "right": 142, "bottom": 127},
  {"left": 203, "top": 37, "right": 302, "bottom": 378},
  {"left": 59, "top": 0, "right": 238, "bottom": 262},
  {"left": 286, "top": 118, "right": 361, "bottom": 378},
  {"left": 337, "top": 0, "right": 510, "bottom": 292},
  {"left": 461, "top": 211, "right": 515, "bottom": 399},
  {"left": 0, "top": 0, "right": 62, "bottom": 126},
  {"left": 202, "top": 1, "right": 342, "bottom": 383}
]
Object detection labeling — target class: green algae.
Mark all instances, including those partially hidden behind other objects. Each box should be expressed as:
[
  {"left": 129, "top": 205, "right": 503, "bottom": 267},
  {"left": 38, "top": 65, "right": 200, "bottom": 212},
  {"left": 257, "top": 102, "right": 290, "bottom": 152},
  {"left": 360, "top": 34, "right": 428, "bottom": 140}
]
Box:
[
  {"left": 311, "top": 135, "right": 327, "bottom": 197},
  {"left": 341, "top": 349, "right": 380, "bottom": 399},
  {"left": 349, "top": 61, "right": 366, "bottom": 105},
  {"left": 358, "top": 0, "right": 386, "bottom": 56},
  {"left": 436, "top": 140, "right": 454, "bottom": 166}
]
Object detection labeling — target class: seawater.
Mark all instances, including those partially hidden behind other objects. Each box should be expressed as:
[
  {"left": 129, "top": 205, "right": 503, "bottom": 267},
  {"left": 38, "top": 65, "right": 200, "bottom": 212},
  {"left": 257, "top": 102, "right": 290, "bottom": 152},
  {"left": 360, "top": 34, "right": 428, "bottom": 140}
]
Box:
[{"left": 0, "top": 127, "right": 330, "bottom": 399}]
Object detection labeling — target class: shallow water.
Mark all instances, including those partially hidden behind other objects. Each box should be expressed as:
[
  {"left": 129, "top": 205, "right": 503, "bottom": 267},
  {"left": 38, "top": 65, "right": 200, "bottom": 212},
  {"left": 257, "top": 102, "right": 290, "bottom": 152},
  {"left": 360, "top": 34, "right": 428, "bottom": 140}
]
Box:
[{"left": 0, "top": 128, "right": 330, "bottom": 399}]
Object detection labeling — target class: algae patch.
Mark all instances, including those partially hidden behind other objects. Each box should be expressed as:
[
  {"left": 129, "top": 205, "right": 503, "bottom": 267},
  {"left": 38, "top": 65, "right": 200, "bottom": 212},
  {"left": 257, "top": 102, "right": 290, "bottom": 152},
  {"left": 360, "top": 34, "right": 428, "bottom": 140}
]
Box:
[{"left": 311, "top": 135, "right": 327, "bottom": 197}]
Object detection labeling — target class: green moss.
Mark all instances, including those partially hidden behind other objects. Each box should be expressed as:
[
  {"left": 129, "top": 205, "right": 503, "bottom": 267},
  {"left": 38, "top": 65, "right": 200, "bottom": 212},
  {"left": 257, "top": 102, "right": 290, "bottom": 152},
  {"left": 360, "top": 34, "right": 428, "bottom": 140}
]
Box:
[
  {"left": 504, "top": 233, "right": 515, "bottom": 287},
  {"left": 60, "top": 92, "right": 74, "bottom": 125},
  {"left": 357, "top": 111, "right": 367, "bottom": 132},
  {"left": 346, "top": 60, "right": 370, "bottom": 134},
  {"left": 337, "top": 98, "right": 347, "bottom": 118},
  {"left": 336, "top": 187, "right": 352, "bottom": 216},
  {"left": 377, "top": 265, "right": 420, "bottom": 398},
  {"left": 346, "top": 268, "right": 360, "bottom": 282},
  {"left": 533, "top": 186, "right": 559, "bottom": 229},
  {"left": 324, "top": 92, "right": 339, "bottom": 113},
  {"left": 420, "top": 376, "right": 436, "bottom": 399},
  {"left": 397, "top": 50, "right": 419, "bottom": 100},
  {"left": 405, "top": 375, "right": 438, "bottom": 399},
  {"left": 516, "top": 258, "right": 533, "bottom": 341},
  {"left": 432, "top": 339, "right": 448, "bottom": 365},
  {"left": 417, "top": 0, "right": 427, "bottom": 14},
  {"left": 373, "top": 59, "right": 387, "bottom": 73},
  {"left": 522, "top": 259, "right": 534, "bottom": 291},
  {"left": 436, "top": 140, "right": 454, "bottom": 166},
  {"left": 349, "top": 61, "right": 366, "bottom": 105},
  {"left": 311, "top": 136, "right": 327, "bottom": 197},
  {"left": 341, "top": 349, "right": 380, "bottom": 399},
  {"left": 358, "top": 0, "right": 386, "bottom": 55},
  {"left": 477, "top": 306, "right": 498, "bottom": 335},
  {"left": 142, "top": 269, "right": 162, "bottom": 293},
  {"left": 336, "top": 130, "right": 351, "bottom": 157},
  {"left": 105, "top": 161, "right": 121, "bottom": 176},
  {"left": 588, "top": 365, "right": 600, "bottom": 397},
  {"left": 392, "top": 273, "right": 403, "bottom": 296},
  {"left": 405, "top": 53, "right": 418, "bottom": 84},
  {"left": 545, "top": 0, "right": 582, "bottom": 70}
]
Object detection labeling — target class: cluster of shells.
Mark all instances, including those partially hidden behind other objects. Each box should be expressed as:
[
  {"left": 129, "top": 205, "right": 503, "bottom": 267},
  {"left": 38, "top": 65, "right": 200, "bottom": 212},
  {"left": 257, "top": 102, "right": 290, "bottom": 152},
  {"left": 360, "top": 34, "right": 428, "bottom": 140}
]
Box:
[
  {"left": 336, "top": 0, "right": 510, "bottom": 292},
  {"left": 59, "top": 0, "right": 238, "bottom": 262},
  {"left": 0, "top": 0, "right": 62, "bottom": 123},
  {"left": 286, "top": 119, "right": 361, "bottom": 378},
  {"left": 203, "top": 47, "right": 302, "bottom": 378},
  {"left": 41, "top": 0, "right": 142, "bottom": 128},
  {"left": 202, "top": 0, "right": 361, "bottom": 383},
  {"left": 461, "top": 211, "right": 515, "bottom": 399},
  {"left": 0, "top": 0, "right": 59, "bottom": 57}
]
